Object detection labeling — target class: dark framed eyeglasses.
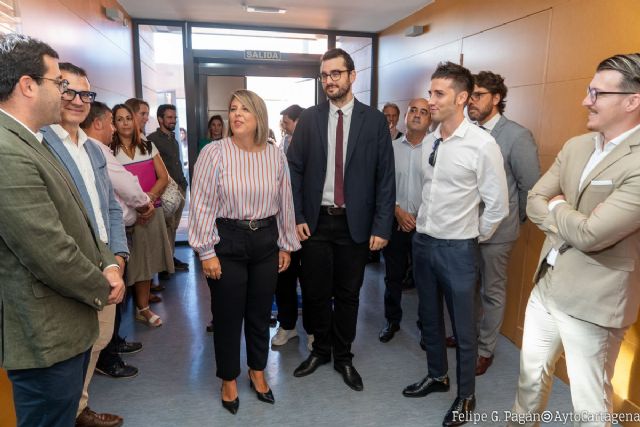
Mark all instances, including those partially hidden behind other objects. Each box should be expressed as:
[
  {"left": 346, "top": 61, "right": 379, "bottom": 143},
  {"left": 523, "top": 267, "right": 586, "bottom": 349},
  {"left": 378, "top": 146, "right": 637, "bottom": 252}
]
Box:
[
  {"left": 30, "top": 75, "right": 69, "bottom": 94},
  {"left": 586, "top": 86, "right": 637, "bottom": 103},
  {"left": 469, "top": 91, "right": 491, "bottom": 102},
  {"left": 61, "top": 89, "right": 97, "bottom": 103},
  {"left": 428, "top": 138, "right": 443, "bottom": 167},
  {"left": 319, "top": 69, "right": 350, "bottom": 82}
]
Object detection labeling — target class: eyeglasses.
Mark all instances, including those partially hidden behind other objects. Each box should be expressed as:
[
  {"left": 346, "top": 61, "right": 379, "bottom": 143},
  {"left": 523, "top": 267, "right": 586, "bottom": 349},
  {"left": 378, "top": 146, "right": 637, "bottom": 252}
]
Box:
[
  {"left": 31, "top": 75, "right": 69, "bottom": 94},
  {"left": 586, "top": 86, "right": 638, "bottom": 103},
  {"left": 428, "top": 138, "right": 442, "bottom": 167},
  {"left": 319, "top": 69, "right": 350, "bottom": 82},
  {"left": 61, "top": 89, "right": 96, "bottom": 103},
  {"left": 470, "top": 91, "right": 491, "bottom": 102}
]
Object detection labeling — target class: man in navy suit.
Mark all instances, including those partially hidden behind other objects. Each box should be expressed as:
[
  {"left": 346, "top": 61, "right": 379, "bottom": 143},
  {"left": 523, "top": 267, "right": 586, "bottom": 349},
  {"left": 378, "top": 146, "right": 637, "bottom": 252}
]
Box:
[{"left": 288, "top": 48, "right": 395, "bottom": 391}]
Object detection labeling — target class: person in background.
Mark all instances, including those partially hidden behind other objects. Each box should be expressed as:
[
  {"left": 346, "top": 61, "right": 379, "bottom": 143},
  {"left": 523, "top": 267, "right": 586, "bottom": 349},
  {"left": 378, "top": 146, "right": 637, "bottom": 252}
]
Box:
[
  {"left": 189, "top": 89, "right": 299, "bottom": 414},
  {"left": 198, "top": 114, "right": 224, "bottom": 154},
  {"left": 125, "top": 97, "right": 150, "bottom": 136},
  {"left": 383, "top": 102, "right": 404, "bottom": 140}
]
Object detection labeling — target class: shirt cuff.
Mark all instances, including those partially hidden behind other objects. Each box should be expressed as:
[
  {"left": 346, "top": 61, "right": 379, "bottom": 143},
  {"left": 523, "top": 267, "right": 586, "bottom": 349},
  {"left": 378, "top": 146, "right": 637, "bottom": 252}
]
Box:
[
  {"left": 103, "top": 264, "right": 119, "bottom": 271},
  {"left": 548, "top": 200, "right": 567, "bottom": 211}
]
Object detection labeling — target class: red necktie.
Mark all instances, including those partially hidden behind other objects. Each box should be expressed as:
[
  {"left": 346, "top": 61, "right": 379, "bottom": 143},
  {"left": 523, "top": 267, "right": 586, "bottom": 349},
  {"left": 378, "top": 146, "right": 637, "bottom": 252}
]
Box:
[{"left": 334, "top": 110, "right": 344, "bottom": 207}]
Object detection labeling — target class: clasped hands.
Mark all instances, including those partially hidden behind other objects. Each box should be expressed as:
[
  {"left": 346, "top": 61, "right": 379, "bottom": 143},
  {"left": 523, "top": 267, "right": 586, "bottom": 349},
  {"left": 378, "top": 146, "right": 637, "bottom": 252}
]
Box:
[{"left": 102, "top": 266, "right": 125, "bottom": 305}]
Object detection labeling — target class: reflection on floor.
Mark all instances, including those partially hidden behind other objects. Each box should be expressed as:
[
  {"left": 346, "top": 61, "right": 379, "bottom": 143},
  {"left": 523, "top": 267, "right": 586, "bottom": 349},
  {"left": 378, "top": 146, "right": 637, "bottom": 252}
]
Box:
[{"left": 91, "top": 246, "right": 573, "bottom": 426}]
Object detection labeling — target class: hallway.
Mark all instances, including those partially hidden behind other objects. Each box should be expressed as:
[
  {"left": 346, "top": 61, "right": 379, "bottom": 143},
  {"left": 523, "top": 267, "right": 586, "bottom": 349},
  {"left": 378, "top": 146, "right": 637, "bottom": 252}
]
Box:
[{"left": 90, "top": 246, "right": 572, "bottom": 426}]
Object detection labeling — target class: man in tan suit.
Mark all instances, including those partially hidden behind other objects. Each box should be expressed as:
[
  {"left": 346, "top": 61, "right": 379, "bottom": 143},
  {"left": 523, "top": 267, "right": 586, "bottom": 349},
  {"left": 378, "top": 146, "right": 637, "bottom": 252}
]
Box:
[{"left": 510, "top": 53, "right": 640, "bottom": 425}]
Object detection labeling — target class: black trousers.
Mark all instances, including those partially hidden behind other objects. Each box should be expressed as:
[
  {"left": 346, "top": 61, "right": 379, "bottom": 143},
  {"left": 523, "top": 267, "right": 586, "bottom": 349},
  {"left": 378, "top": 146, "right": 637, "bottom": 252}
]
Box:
[
  {"left": 275, "top": 250, "right": 310, "bottom": 332},
  {"left": 300, "top": 213, "right": 369, "bottom": 365},
  {"left": 209, "top": 218, "right": 279, "bottom": 380},
  {"left": 413, "top": 233, "right": 479, "bottom": 398},
  {"left": 8, "top": 350, "right": 90, "bottom": 427},
  {"left": 381, "top": 222, "right": 414, "bottom": 324}
]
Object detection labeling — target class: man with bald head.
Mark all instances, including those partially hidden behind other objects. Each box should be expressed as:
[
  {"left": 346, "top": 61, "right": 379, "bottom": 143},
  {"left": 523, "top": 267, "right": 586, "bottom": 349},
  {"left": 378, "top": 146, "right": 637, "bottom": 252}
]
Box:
[{"left": 379, "top": 99, "right": 431, "bottom": 343}]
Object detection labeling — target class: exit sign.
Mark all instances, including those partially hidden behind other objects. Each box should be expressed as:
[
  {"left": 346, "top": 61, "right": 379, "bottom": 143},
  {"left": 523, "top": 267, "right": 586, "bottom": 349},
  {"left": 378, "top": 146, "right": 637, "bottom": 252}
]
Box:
[{"left": 244, "top": 50, "right": 281, "bottom": 61}]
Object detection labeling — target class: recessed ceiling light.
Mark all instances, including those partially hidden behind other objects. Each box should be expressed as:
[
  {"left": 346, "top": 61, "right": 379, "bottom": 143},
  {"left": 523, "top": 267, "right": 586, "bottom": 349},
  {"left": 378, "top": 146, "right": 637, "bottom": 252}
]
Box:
[{"left": 244, "top": 5, "right": 287, "bottom": 14}]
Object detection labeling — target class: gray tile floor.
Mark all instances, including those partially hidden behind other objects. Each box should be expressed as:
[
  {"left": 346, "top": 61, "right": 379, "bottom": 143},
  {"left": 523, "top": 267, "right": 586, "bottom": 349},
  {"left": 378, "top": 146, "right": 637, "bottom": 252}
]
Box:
[{"left": 91, "top": 247, "right": 573, "bottom": 426}]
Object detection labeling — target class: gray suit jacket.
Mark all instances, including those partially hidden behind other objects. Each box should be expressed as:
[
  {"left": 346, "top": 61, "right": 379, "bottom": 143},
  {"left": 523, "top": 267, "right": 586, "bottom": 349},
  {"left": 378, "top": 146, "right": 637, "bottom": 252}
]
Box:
[
  {"left": 527, "top": 128, "right": 640, "bottom": 328},
  {"left": 42, "top": 126, "right": 128, "bottom": 256},
  {"left": 485, "top": 115, "right": 540, "bottom": 244},
  {"left": 0, "top": 110, "right": 114, "bottom": 370}
]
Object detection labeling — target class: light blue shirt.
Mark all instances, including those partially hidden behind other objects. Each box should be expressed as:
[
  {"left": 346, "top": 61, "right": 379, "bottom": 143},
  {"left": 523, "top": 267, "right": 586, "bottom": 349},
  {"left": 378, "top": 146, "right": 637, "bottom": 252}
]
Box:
[{"left": 393, "top": 134, "right": 426, "bottom": 216}]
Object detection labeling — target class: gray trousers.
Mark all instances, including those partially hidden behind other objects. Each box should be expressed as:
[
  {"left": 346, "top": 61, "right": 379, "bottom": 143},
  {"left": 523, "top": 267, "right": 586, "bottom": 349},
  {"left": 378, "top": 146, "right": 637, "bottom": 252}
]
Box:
[{"left": 477, "top": 241, "right": 514, "bottom": 358}]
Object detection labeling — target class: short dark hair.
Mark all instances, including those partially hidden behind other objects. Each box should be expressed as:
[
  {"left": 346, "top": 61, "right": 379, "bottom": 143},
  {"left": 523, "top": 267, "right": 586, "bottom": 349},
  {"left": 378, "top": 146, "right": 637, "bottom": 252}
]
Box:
[
  {"left": 59, "top": 62, "right": 88, "bottom": 79},
  {"left": 597, "top": 53, "right": 640, "bottom": 93},
  {"left": 280, "top": 104, "right": 303, "bottom": 121},
  {"left": 473, "top": 71, "right": 508, "bottom": 113},
  {"left": 382, "top": 102, "right": 400, "bottom": 115},
  {"left": 80, "top": 101, "right": 110, "bottom": 130},
  {"left": 0, "top": 33, "right": 59, "bottom": 102},
  {"left": 124, "top": 97, "right": 149, "bottom": 113},
  {"left": 321, "top": 48, "right": 355, "bottom": 72},
  {"left": 431, "top": 61, "right": 474, "bottom": 99},
  {"left": 157, "top": 104, "right": 176, "bottom": 118}
]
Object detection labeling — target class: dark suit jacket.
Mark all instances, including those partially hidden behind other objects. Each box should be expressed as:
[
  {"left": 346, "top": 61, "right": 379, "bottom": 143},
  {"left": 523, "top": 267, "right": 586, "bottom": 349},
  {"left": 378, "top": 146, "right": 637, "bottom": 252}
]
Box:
[
  {"left": 287, "top": 99, "right": 395, "bottom": 243},
  {"left": 0, "top": 110, "right": 113, "bottom": 370}
]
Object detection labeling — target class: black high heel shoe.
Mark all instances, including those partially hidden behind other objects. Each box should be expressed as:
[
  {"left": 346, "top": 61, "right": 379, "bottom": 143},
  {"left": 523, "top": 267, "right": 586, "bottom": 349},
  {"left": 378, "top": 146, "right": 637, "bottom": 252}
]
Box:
[
  {"left": 248, "top": 373, "right": 275, "bottom": 404},
  {"left": 221, "top": 382, "right": 239, "bottom": 414}
]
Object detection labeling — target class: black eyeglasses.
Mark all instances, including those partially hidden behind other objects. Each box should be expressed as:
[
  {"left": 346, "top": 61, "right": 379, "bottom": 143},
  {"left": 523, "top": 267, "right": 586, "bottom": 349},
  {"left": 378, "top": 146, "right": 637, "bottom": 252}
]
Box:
[
  {"left": 61, "top": 89, "right": 96, "bottom": 103},
  {"left": 428, "top": 138, "right": 442, "bottom": 167},
  {"left": 470, "top": 91, "right": 491, "bottom": 102},
  {"left": 586, "top": 86, "right": 637, "bottom": 103},
  {"left": 31, "top": 75, "right": 69, "bottom": 94},
  {"left": 319, "top": 69, "right": 350, "bottom": 82}
]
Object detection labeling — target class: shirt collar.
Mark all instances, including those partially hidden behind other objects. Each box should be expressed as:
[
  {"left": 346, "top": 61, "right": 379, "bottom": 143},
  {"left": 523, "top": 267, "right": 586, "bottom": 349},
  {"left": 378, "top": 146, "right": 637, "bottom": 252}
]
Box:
[
  {"left": 0, "top": 107, "right": 43, "bottom": 142},
  {"left": 479, "top": 113, "right": 501, "bottom": 132},
  {"left": 594, "top": 123, "right": 640, "bottom": 152},
  {"left": 434, "top": 117, "right": 472, "bottom": 142},
  {"left": 400, "top": 133, "right": 426, "bottom": 148},
  {"left": 51, "top": 124, "right": 88, "bottom": 148},
  {"left": 329, "top": 97, "right": 355, "bottom": 117}
]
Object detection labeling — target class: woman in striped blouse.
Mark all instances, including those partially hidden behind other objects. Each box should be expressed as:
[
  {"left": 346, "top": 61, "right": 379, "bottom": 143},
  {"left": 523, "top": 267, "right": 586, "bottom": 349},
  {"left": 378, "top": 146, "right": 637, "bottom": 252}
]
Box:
[{"left": 189, "top": 89, "right": 300, "bottom": 414}]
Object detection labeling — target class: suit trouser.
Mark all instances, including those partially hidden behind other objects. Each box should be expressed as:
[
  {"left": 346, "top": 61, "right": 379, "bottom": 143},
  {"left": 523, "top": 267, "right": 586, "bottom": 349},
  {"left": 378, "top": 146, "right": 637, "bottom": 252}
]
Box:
[
  {"left": 413, "top": 233, "right": 479, "bottom": 398},
  {"left": 165, "top": 187, "right": 187, "bottom": 253},
  {"left": 509, "top": 268, "right": 626, "bottom": 427},
  {"left": 77, "top": 304, "right": 116, "bottom": 415},
  {"left": 8, "top": 349, "right": 90, "bottom": 427},
  {"left": 477, "top": 241, "right": 514, "bottom": 358},
  {"left": 299, "top": 213, "right": 369, "bottom": 365},
  {"left": 275, "top": 250, "right": 310, "bottom": 332},
  {"left": 382, "top": 223, "right": 414, "bottom": 324},
  {"left": 209, "top": 219, "right": 279, "bottom": 380}
]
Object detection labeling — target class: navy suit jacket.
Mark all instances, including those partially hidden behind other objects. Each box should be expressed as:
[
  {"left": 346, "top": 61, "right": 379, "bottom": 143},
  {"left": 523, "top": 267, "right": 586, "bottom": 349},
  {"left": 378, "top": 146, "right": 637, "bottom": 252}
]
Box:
[
  {"left": 287, "top": 98, "right": 395, "bottom": 243},
  {"left": 42, "top": 126, "right": 128, "bottom": 256}
]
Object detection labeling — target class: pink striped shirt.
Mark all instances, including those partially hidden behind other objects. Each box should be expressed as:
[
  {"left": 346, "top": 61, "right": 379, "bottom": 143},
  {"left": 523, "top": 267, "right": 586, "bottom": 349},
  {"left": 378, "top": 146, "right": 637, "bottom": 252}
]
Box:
[{"left": 189, "top": 137, "right": 301, "bottom": 260}]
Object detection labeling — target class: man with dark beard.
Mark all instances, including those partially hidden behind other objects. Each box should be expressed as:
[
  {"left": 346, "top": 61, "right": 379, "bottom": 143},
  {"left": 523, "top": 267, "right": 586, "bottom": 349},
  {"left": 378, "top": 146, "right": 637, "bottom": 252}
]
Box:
[{"left": 288, "top": 48, "right": 395, "bottom": 391}]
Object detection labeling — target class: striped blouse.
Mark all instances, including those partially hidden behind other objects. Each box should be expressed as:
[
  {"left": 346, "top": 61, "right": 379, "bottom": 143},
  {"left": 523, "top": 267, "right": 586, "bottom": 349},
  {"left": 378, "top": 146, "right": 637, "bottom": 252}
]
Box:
[{"left": 188, "top": 137, "right": 301, "bottom": 260}]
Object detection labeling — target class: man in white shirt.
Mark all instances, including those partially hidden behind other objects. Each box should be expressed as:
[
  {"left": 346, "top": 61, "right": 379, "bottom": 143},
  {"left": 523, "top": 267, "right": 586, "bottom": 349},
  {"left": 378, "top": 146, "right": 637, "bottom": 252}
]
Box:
[
  {"left": 402, "top": 62, "right": 508, "bottom": 426},
  {"left": 509, "top": 53, "right": 640, "bottom": 427}
]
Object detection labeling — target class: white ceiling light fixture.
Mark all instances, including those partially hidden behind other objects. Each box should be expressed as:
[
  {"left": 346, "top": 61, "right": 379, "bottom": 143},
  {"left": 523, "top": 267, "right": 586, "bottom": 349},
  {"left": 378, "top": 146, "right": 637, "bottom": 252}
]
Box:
[{"left": 244, "top": 5, "right": 287, "bottom": 14}]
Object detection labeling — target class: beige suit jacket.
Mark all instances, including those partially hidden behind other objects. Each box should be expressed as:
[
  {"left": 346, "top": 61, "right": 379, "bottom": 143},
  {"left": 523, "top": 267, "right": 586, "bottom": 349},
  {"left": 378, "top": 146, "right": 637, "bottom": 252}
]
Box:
[{"left": 527, "top": 128, "right": 640, "bottom": 328}]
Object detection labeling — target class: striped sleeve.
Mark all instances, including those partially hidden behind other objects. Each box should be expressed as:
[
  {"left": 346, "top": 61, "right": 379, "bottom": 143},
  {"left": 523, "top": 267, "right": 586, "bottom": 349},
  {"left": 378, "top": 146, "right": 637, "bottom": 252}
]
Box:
[{"left": 276, "top": 148, "right": 301, "bottom": 252}]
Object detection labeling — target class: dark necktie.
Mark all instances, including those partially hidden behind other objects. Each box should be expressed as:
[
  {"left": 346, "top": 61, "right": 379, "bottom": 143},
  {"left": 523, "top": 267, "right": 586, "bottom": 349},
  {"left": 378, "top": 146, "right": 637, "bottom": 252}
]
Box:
[
  {"left": 479, "top": 125, "right": 488, "bottom": 131},
  {"left": 334, "top": 110, "right": 344, "bottom": 207}
]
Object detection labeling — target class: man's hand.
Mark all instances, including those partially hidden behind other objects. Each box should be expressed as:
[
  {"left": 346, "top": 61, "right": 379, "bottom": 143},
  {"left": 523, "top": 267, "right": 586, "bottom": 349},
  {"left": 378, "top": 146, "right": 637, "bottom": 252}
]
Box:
[
  {"left": 202, "top": 257, "right": 222, "bottom": 280},
  {"left": 395, "top": 206, "right": 416, "bottom": 232},
  {"left": 103, "top": 266, "right": 125, "bottom": 305},
  {"left": 278, "top": 251, "right": 291, "bottom": 273},
  {"left": 114, "top": 255, "right": 126, "bottom": 277},
  {"left": 297, "top": 223, "right": 311, "bottom": 241},
  {"left": 369, "top": 235, "right": 388, "bottom": 251}
]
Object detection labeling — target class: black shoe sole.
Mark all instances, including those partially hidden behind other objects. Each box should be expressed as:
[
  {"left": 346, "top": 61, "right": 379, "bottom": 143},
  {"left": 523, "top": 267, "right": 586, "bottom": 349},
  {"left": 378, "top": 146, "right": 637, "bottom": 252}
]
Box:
[
  {"left": 116, "top": 347, "right": 143, "bottom": 355},
  {"left": 94, "top": 367, "right": 139, "bottom": 379}
]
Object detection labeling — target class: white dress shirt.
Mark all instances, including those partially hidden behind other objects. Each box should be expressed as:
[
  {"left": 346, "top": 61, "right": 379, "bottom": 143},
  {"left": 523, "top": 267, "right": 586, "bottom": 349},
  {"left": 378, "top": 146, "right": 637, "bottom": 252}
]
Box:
[
  {"left": 393, "top": 134, "right": 426, "bottom": 216},
  {"left": 416, "top": 118, "right": 508, "bottom": 241},
  {"left": 322, "top": 97, "right": 355, "bottom": 206},
  {"left": 51, "top": 124, "right": 108, "bottom": 243},
  {"left": 478, "top": 112, "right": 501, "bottom": 132}
]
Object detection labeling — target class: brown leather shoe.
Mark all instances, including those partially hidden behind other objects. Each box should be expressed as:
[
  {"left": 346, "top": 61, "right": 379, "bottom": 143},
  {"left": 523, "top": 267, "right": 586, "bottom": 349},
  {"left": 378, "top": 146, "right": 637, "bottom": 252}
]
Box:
[
  {"left": 445, "top": 335, "right": 457, "bottom": 348},
  {"left": 475, "top": 355, "right": 494, "bottom": 376},
  {"left": 76, "top": 407, "right": 123, "bottom": 427}
]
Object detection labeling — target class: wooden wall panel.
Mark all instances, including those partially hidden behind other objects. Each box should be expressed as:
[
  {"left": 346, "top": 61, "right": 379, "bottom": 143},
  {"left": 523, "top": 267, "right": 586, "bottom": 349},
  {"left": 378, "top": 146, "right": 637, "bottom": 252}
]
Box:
[
  {"left": 0, "top": 369, "right": 15, "bottom": 427},
  {"left": 502, "top": 85, "right": 545, "bottom": 147}
]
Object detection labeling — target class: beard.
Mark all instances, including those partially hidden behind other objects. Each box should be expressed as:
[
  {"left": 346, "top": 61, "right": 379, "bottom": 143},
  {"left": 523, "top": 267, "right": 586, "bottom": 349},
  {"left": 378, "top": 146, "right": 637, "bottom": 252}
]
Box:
[
  {"left": 468, "top": 104, "right": 492, "bottom": 123},
  {"left": 325, "top": 82, "right": 351, "bottom": 102}
]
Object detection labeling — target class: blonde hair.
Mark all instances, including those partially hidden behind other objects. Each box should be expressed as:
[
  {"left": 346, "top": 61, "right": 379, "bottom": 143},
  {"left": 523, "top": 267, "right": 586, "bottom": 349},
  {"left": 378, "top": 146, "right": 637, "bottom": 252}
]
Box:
[{"left": 227, "top": 89, "right": 268, "bottom": 145}]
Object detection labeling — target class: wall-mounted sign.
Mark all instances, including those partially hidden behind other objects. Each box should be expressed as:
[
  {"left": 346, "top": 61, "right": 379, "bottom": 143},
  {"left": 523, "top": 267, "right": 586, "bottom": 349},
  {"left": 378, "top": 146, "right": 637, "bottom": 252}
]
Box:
[{"left": 244, "top": 50, "right": 281, "bottom": 61}]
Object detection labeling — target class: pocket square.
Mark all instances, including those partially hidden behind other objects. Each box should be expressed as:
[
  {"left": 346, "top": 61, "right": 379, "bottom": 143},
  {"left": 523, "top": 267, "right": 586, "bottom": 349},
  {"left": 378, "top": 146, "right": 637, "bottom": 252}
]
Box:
[{"left": 591, "top": 179, "right": 613, "bottom": 186}]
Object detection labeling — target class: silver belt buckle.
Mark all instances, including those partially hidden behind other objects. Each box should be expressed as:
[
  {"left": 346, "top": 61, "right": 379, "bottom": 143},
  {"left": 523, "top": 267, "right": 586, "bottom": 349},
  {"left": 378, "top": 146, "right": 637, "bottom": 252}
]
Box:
[
  {"left": 249, "top": 219, "right": 258, "bottom": 231},
  {"left": 327, "top": 206, "right": 337, "bottom": 215}
]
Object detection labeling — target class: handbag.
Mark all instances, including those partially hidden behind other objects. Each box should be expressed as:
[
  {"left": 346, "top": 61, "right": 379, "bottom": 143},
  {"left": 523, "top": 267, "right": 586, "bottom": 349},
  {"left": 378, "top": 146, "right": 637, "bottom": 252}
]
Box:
[{"left": 161, "top": 176, "right": 184, "bottom": 217}]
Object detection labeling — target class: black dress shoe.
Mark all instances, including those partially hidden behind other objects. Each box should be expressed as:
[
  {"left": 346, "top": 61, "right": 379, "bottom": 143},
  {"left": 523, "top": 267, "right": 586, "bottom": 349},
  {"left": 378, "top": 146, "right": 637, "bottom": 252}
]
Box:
[
  {"left": 115, "top": 339, "right": 143, "bottom": 354},
  {"left": 206, "top": 322, "right": 214, "bottom": 333},
  {"left": 402, "top": 375, "right": 450, "bottom": 397},
  {"left": 249, "top": 378, "right": 275, "bottom": 404},
  {"left": 221, "top": 397, "right": 239, "bottom": 415},
  {"left": 379, "top": 322, "right": 400, "bottom": 343},
  {"left": 443, "top": 395, "right": 476, "bottom": 426},
  {"left": 95, "top": 361, "right": 139, "bottom": 379},
  {"left": 334, "top": 364, "right": 363, "bottom": 391},
  {"left": 293, "top": 355, "right": 330, "bottom": 377},
  {"left": 173, "top": 257, "right": 189, "bottom": 271}
]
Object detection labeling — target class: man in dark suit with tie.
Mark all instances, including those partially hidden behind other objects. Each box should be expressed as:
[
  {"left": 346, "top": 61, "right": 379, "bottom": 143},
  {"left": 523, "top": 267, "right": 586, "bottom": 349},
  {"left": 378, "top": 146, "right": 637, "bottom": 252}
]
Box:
[{"left": 288, "top": 48, "right": 395, "bottom": 391}]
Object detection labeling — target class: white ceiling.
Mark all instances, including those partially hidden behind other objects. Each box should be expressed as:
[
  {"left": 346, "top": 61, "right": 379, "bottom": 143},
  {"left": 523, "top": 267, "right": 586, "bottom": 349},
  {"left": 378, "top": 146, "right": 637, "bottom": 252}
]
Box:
[{"left": 118, "top": 0, "right": 433, "bottom": 33}]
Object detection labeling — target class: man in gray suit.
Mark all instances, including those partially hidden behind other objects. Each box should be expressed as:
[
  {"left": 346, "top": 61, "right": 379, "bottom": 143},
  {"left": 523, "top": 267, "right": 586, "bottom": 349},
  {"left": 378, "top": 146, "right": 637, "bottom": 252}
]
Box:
[
  {"left": 42, "top": 62, "right": 127, "bottom": 427},
  {"left": 467, "top": 71, "right": 540, "bottom": 375},
  {"left": 0, "top": 34, "right": 124, "bottom": 427}
]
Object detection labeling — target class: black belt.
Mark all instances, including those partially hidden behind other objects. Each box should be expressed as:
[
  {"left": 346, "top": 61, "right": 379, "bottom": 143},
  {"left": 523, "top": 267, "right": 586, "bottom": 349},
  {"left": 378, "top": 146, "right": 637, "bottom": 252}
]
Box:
[
  {"left": 218, "top": 216, "right": 275, "bottom": 231},
  {"left": 320, "top": 206, "right": 346, "bottom": 216}
]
